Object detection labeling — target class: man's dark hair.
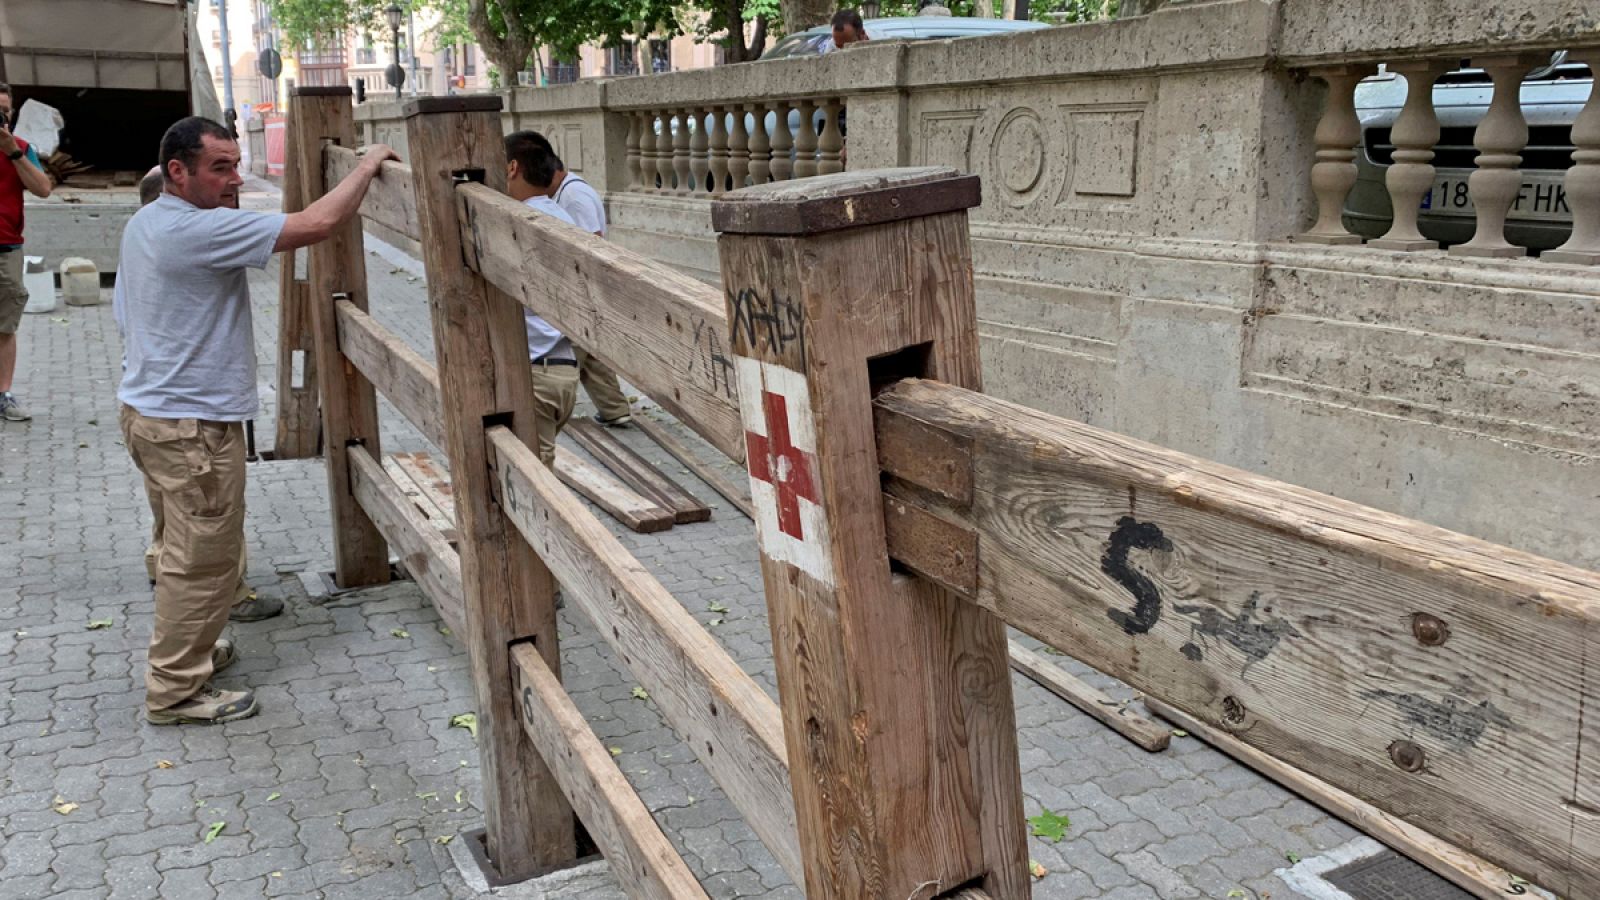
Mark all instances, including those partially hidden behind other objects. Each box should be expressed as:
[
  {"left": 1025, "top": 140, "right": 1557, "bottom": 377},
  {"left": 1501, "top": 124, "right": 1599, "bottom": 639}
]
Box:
[
  {"left": 0, "top": 83, "right": 11, "bottom": 100},
  {"left": 504, "top": 130, "right": 560, "bottom": 189},
  {"left": 831, "top": 9, "right": 865, "bottom": 31},
  {"left": 138, "top": 171, "right": 165, "bottom": 205},
  {"left": 158, "top": 116, "right": 233, "bottom": 181}
]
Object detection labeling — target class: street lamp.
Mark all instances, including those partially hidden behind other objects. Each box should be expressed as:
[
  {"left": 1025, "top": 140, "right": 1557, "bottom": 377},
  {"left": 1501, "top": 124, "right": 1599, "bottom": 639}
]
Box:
[
  {"left": 860, "top": 0, "right": 880, "bottom": 17},
  {"left": 384, "top": 2, "right": 405, "bottom": 100}
]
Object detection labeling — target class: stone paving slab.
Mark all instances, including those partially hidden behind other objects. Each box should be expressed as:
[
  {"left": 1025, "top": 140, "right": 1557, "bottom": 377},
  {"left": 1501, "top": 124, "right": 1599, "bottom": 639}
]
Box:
[{"left": 0, "top": 179, "right": 1385, "bottom": 899}]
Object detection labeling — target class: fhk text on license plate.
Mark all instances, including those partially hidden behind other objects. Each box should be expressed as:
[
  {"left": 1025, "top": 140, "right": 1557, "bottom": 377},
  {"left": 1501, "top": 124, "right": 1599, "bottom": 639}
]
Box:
[{"left": 1420, "top": 176, "right": 1571, "bottom": 222}]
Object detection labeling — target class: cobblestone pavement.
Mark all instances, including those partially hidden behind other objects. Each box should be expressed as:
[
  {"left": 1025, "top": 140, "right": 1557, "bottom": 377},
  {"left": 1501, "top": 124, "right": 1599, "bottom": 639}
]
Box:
[{"left": 0, "top": 179, "right": 1377, "bottom": 899}]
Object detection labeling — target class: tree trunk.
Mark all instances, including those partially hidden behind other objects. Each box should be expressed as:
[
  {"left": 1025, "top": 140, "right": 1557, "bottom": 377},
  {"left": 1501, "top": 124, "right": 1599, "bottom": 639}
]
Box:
[
  {"left": 468, "top": 0, "right": 534, "bottom": 85},
  {"left": 781, "top": 0, "right": 834, "bottom": 35},
  {"left": 749, "top": 16, "right": 768, "bottom": 59}
]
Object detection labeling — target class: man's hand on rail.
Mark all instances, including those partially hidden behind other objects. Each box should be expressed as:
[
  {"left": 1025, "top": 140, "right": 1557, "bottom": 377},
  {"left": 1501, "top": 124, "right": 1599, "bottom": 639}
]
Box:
[{"left": 275, "top": 144, "right": 401, "bottom": 253}]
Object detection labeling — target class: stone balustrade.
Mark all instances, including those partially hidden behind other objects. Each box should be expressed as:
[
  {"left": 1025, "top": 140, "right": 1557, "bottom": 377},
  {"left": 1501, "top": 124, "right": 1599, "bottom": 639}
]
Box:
[{"left": 344, "top": 0, "right": 1600, "bottom": 575}]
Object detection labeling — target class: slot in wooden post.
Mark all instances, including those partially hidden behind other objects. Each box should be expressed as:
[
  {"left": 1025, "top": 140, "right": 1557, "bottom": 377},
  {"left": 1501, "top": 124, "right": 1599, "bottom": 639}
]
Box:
[
  {"left": 712, "top": 168, "right": 1031, "bottom": 900},
  {"left": 403, "top": 94, "right": 576, "bottom": 880},
  {"left": 290, "top": 86, "right": 389, "bottom": 587}
]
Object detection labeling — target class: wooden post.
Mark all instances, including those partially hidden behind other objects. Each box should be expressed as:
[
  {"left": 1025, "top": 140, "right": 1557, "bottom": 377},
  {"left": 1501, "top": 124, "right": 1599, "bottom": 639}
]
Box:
[
  {"left": 272, "top": 100, "right": 321, "bottom": 458},
  {"left": 290, "top": 86, "right": 389, "bottom": 588},
  {"left": 712, "top": 169, "right": 1031, "bottom": 900},
  {"left": 403, "top": 95, "right": 576, "bottom": 880}
]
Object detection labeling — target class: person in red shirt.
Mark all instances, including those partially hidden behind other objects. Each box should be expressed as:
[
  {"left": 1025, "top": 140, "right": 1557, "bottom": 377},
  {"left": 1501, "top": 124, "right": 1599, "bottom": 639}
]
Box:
[{"left": 0, "top": 82, "right": 54, "bottom": 422}]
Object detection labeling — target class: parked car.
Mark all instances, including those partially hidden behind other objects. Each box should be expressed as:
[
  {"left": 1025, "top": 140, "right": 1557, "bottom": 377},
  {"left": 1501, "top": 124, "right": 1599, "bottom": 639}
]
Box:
[
  {"left": 759, "top": 14, "right": 1049, "bottom": 60},
  {"left": 1345, "top": 53, "right": 1593, "bottom": 252}
]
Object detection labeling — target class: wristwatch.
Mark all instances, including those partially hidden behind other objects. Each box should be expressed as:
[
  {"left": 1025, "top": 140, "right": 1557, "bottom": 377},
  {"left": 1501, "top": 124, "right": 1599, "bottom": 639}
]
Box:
[{"left": 5, "top": 150, "right": 21, "bottom": 161}]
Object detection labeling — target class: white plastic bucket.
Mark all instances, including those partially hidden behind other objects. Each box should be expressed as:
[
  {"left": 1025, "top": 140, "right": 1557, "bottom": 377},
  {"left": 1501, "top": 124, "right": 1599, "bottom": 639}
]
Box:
[{"left": 22, "top": 255, "right": 57, "bottom": 314}]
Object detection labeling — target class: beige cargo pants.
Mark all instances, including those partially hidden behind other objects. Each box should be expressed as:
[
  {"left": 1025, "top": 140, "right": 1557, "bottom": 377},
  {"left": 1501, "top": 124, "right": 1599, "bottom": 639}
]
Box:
[
  {"left": 574, "top": 348, "right": 630, "bottom": 422},
  {"left": 531, "top": 360, "right": 580, "bottom": 466},
  {"left": 120, "top": 407, "right": 248, "bottom": 712}
]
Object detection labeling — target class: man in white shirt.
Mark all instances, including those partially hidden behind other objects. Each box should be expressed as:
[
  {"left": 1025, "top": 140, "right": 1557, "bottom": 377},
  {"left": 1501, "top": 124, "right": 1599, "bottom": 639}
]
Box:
[
  {"left": 504, "top": 132, "right": 583, "bottom": 465},
  {"left": 515, "top": 131, "right": 634, "bottom": 428},
  {"left": 117, "top": 116, "right": 397, "bottom": 725}
]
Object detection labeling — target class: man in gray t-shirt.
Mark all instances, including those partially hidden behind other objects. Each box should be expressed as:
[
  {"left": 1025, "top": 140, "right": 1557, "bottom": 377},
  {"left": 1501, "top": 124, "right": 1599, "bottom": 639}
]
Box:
[{"left": 117, "top": 116, "right": 396, "bottom": 726}]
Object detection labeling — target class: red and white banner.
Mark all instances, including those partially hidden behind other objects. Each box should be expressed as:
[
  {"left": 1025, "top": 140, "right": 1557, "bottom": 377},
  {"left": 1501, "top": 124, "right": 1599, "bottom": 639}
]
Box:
[
  {"left": 264, "top": 116, "right": 286, "bottom": 177},
  {"left": 738, "top": 358, "right": 833, "bottom": 588}
]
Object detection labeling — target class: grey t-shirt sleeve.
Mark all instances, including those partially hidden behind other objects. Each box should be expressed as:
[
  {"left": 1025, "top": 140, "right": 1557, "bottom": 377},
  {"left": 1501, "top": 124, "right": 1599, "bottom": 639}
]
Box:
[{"left": 201, "top": 208, "right": 287, "bottom": 271}]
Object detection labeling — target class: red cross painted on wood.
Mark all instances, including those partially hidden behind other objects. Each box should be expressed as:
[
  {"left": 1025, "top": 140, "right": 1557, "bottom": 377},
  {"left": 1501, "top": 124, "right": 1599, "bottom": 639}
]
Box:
[{"left": 745, "top": 389, "right": 820, "bottom": 540}]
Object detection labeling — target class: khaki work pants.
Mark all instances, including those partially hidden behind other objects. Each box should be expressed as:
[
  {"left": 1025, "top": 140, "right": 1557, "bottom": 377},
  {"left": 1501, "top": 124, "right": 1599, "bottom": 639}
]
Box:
[
  {"left": 120, "top": 406, "right": 248, "bottom": 712},
  {"left": 531, "top": 361, "right": 580, "bottom": 466},
  {"left": 574, "top": 347, "right": 630, "bottom": 422},
  {"left": 145, "top": 514, "right": 251, "bottom": 606}
]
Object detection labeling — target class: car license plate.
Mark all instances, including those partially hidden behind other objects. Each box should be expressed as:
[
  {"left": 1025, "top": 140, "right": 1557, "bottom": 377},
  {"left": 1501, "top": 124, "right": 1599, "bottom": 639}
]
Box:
[{"left": 1419, "top": 174, "right": 1571, "bottom": 222}]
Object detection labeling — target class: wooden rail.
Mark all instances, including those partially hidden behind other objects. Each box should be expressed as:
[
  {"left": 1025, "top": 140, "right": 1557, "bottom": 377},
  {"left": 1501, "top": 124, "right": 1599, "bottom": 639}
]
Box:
[
  {"left": 324, "top": 145, "right": 420, "bottom": 244},
  {"left": 346, "top": 445, "right": 464, "bottom": 634}
]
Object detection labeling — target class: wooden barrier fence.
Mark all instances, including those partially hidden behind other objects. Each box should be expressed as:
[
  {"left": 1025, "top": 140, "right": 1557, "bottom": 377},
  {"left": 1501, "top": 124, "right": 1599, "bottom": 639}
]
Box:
[{"left": 280, "top": 87, "right": 1600, "bottom": 899}]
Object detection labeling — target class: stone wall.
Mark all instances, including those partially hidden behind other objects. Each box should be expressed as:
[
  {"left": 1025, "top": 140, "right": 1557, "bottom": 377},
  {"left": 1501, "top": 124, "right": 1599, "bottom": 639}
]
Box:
[{"left": 348, "top": 0, "right": 1600, "bottom": 570}]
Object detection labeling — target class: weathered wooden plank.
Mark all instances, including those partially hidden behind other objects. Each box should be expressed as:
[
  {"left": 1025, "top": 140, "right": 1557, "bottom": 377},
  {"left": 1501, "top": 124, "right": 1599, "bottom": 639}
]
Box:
[
  {"left": 633, "top": 414, "right": 755, "bottom": 519},
  {"left": 272, "top": 104, "right": 319, "bottom": 460},
  {"left": 1007, "top": 640, "right": 1169, "bottom": 753},
  {"left": 334, "top": 300, "right": 445, "bottom": 448},
  {"left": 566, "top": 419, "right": 710, "bottom": 525},
  {"left": 873, "top": 376, "right": 1600, "bottom": 898},
  {"left": 715, "top": 170, "right": 1028, "bottom": 900},
  {"left": 486, "top": 426, "right": 802, "bottom": 885},
  {"left": 349, "top": 446, "right": 465, "bottom": 636},
  {"left": 508, "top": 644, "right": 711, "bottom": 900},
  {"left": 1145, "top": 697, "right": 1535, "bottom": 900},
  {"left": 392, "top": 451, "right": 458, "bottom": 524},
  {"left": 381, "top": 454, "right": 456, "bottom": 542},
  {"left": 406, "top": 94, "right": 574, "bottom": 878},
  {"left": 292, "top": 87, "right": 389, "bottom": 589},
  {"left": 552, "top": 446, "right": 676, "bottom": 534},
  {"left": 454, "top": 183, "right": 745, "bottom": 463},
  {"left": 324, "top": 144, "right": 420, "bottom": 242}
]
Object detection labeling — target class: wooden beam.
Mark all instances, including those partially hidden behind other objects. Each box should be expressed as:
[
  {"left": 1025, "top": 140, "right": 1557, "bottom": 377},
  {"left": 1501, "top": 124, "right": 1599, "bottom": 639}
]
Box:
[
  {"left": 633, "top": 414, "right": 754, "bottom": 518},
  {"left": 291, "top": 86, "right": 389, "bottom": 589},
  {"left": 872, "top": 376, "right": 1600, "bottom": 898},
  {"left": 1145, "top": 698, "right": 1537, "bottom": 900},
  {"left": 454, "top": 183, "right": 745, "bottom": 463},
  {"left": 334, "top": 299, "right": 445, "bottom": 448},
  {"left": 381, "top": 454, "right": 458, "bottom": 544},
  {"left": 552, "top": 446, "right": 676, "bottom": 534},
  {"left": 349, "top": 446, "right": 465, "bottom": 636},
  {"left": 1007, "top": 641, "right": 1169, "bottom": 753},
  {"left": 272, "top": 103, "right": 320, "bottom": 460},
  {"left": 713, "top": 169, "right": 1029, "bottom": 900},
  {"left": 566, "top": 419, "right": 710, "bottom": 525},
  {"left": 405, "top": 94, "right": 574, "bottom": 879},
  {"left": 324, "top": 145, "right": 421, "bottom": 243},
  {"left": 508, "top": 644, "right": 711, "bottom": 900},
  {"left": 487, "top": 426, "right": 802, "bottom": 885}
]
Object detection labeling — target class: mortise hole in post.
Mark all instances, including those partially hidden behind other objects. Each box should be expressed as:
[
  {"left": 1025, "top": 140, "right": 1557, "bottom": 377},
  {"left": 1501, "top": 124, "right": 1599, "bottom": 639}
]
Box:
[
  {"left": 290, "top": 350, "right": 306, "bottom": 390},
  {"left": 452, "top": 168, "right": 487, "bottom": 185},
  {"left": 867, "top": 341, "right": 934, "bottom": 396}
]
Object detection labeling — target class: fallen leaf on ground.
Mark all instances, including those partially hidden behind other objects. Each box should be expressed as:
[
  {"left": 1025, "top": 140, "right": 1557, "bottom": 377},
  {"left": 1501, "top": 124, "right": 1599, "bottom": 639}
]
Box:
[
  {"left": 454, "top": 790, "right": 464, "bottom": 805},
  {"left": 439, "top": 626, "right": 451, "bottom": 636},
  {"left": 52, "top": 796, "right": 79, "bottom": 815},
  {"left": 1284, "top": 851, "right": 1301, "bottom": 864},
  {"left": 86, "top": 619, "right": 113, "bottom": 630},
  {"left": 416, "top": 791, "right": 438, "bottom": 801},
  {"left": 434, "top": 835, "right": 453, "bottom": 845},
  {"left": 1027, "top": 809, "right": 1071, "bottom": 843},
  {"left": 203, "top": 822, "right": 226, "bottom": 843},
  {"left": 270, "top": 872, "right": 283, "bottom": 878},
  {"left": 1227, "top": 891, "right": 1246, "bottom": 898},
  {"left": 706, "top": 601, "right": 728, "bottom": 614},
  {"left": 1029, "top": 859, "right": 1048, "bottom": 879},
  {"left": 448, "top": 713, "right": 478, "bottom": 739},
  {"left": 1171, "top": 729, "right": 1189, "bottom": 738},
  {"left": 708, "top": 618, "right": 724, "bottom": 627},
  {"left": 267, "top": 792, "right": 281, "bottom": 802},
  {"left": 390, "top": 628, "right": 410, "bottom": 638},
  {"left": 608, "top": 747, "right": 622, "bottom": 757},
  {"left": 155, "top": 760, "right": 174, "bottom": 770},
  {"left": 630, "top": 686, "right": 650, "bottom": 701}
]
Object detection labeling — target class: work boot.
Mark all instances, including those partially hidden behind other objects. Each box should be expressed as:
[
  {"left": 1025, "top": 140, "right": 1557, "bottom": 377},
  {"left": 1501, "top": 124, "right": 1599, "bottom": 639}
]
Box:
[
  {"left": 212, "top": 638, "right": 237, "bottom": 674},
  {"left": 146, "top": 686, "right": 258, "bottom": 726},
  {"left": 0, "top": 392, "right": 30, "bottom": 422},
  {"left": 230, "top": 590, "right": 284, "bottom": 622},
  {"left": 592, "top": 412, "right": 632, "bottom": 428}
]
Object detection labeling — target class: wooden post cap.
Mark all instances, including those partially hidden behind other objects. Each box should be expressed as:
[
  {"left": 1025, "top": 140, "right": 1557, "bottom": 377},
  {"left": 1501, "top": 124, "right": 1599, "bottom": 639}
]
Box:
[
  {"left": 402, "top": 95, "right": 504, "bottom": 118},
  {"left": 290, "top": 85, "right": 353, "bottom": 97},
  {"left": 711, "top": 167, "right": 981, "bottom": 236}
]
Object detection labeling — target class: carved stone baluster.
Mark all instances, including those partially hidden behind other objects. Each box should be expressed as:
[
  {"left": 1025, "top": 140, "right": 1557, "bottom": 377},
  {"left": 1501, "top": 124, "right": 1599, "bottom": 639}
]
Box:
[
  {"left": 747, "top": 103, "right": 772, "bottom": 184},
  {"left": 624, "top": 113, "right": 641, "bottom": 191},
  {"left": 1452, "top": 54, "right": 1541, "bottom": 258},
  {"left": 690, "top": 108, "right": 711, "bottom": 194},
  {"left": 709, "top": 106, "right": 731, "bottom": 194},
  {"left": 769, "top": 101, "right": 794, "bottom": 182},
  {"left": 728, "top": 106, "right": 750, "bottom": 190},
  {"left": 793, "top": 98, "right": 819, "bottom": 179},
  {"left": 1370, "top": 61, "right": 1450, "bottom": 250},
  {"left": 673, "top": 108, "right": 693, "bottom": 195},
  {"left": 1296, "top": 64, "right": 1376, "bottom": 244},
  {"left": 817, "top": 97, "right": 844, "bottom": 175},
  {"left": 1544, "top": 54, "right": 1600, "bottom": 264},
  {"left": 635, "top": 113, "right": 654, "bottom": 191},
  {"left": 657, "top": 111, "right": 677, "bottom": 192}
]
